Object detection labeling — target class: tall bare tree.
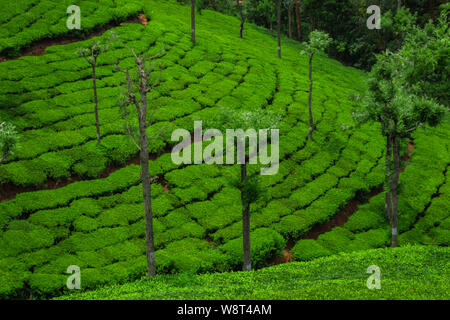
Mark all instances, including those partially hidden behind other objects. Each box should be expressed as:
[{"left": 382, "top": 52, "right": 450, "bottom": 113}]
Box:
[
  {"left": 115, "top": 43, "right": 164, "bottom": 278},
  {"left": 77, "top": 40, "right": 111, "bottom": 146}
]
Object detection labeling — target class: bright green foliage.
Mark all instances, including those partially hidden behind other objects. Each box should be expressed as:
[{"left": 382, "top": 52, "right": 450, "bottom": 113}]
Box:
[
  {"left": 0, "top": 0, "right": 448, "bottom": 299},
  {"left": 57, "top": 246, "right": 450, "bottom": 300},
  {"left": 301, "top": 31, "right": 332, "bottom": 57},
  {"left": 0, "top": 0, "right": 144, "bottom": 57}
]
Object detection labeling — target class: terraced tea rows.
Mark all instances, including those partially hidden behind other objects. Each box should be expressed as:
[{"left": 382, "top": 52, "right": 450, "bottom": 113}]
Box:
[
  {"left": 58, "top": 246, "right": 450, "bottom": 300},
  {"left": 0, "top": 0, "right": 448, "bottom": 299},
  {"left": 292, "top": 122, "right": 450, "bottom": 261},
  {"left": 0, "top": 0, "right": 143, "bottom": 57}
]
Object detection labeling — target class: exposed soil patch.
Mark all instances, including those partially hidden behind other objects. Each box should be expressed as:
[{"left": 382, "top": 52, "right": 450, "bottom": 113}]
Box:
[
  {"left": 272, "top": 239, "right": 295, "bottom": 265},
  {"left": 0, "top": 131, "right": 197, "bottom": 202},
  {"left": 0, "top": 14, "right": 148, "bottom": 63},
  {"left": 0, "top": 153, "right": 139, "bottom": 202},
  {"left": 303, "top": 186, "right": 383, "bottom": 240}
]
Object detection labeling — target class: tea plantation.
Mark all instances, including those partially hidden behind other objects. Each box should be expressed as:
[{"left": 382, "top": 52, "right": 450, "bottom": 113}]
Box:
[
  {"left": 0, "top": 0, "right": 448, "bottom": 299},
  {"left": 58, "top": 246, "right": 450, "bottom": 300}
]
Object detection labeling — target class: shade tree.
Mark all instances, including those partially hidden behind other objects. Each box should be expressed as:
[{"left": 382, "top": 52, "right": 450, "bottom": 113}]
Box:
[
  {"left": 301, "top": 30, "right": 332, "bottom": 140},
  {"left": 352, "top": 50, "right": 447, "bottom": 247},
  {"left": 206, "top": 109, "right": 281, "bottom": 271}
]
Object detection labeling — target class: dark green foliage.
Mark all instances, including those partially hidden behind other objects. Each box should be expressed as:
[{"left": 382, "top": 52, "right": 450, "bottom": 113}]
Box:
[{"left": 219, "top": 228, "right": 286, "bottom": 269}]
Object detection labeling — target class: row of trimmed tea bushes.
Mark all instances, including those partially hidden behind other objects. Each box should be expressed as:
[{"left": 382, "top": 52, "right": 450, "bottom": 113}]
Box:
[
  {"left": 0, "top": 171, "right": 287, "bottom": 297},
  {"left": 292, "top": 124, "right": 450, "bottom": 261},
  {"left": 57, "top": 246, "right": 450, "bottom": 300},
  {"left": 1, "top": 162, "right": 229, "bottom": 254},
  {"left": 400, "top": 166, "right": 449, "bottom": 246},
  {"left": 203, "top": 83, "right": 384, "bottom": 243},
  {"left": 1, "top": 26, "right": 280, "bottom": 186},
  {"left": 0, "top": 0, "right": 144, "bottom": 57},
  {"left": 211, "top": 131, "right": 385, "bottom": 244},
  {"left": 0, "top": 8, "right": 359, "bottom": 187},
  {"left": 0, "top": 226, "right": 285, "bottom": 298},
  {"left": 0, "top": 149, "right": 222, "bottom": 229},
  {"left": 0, "top": 0, "right": 372, "bottom": 298},
  {"left": 0, "top": 111, "right": 375, "bottom": 298}
]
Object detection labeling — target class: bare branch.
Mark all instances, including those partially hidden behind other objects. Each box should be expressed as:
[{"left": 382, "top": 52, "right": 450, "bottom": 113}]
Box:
[
  {"left": 0, "top": 151, "right": 9, "bottom": 164},
  {"left": 116, "top": 59, "right": 140, "bottom": 114},
  {"left": 405, "top": 122, "right": 421, "bottom": 134},
  {"left": 147, "top": 125, "right": 169, "bottom": 143},
  {"left": 115, "top": 59, "right": 127, "bottom": 73}
]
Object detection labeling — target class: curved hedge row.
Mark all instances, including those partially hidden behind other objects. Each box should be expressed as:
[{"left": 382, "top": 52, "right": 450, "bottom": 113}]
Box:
[
  {"left": 0, "top": 0, "right": 144, "bottom": 57},
  {"left": 57, "top": 246, "right": 450, "bottom": 300},
  {"left": 292, "top": 121, "right": 450, "bottom": 261}
]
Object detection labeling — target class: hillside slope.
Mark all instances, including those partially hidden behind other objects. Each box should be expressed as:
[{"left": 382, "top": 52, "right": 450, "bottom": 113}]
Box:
[
  {"left": 58, "top": 246, "right": 450, "bottom": 300},
  {"left": 0, "top": 0, "right": 448, "bottom": 299}
]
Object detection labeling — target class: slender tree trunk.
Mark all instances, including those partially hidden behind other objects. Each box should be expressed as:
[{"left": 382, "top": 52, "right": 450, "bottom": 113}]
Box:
[
  {"left": 237, "top": 0, "right": 245, "bottom": 38},
  {"left": 241, "top": 162, "right": 251, "bottom": 271},
  {"left": 288, "top": 6, "right": 292, "bottom": 39},
  {"left": 0, "top": 151, "right": 8, "bottom": 163},
  {"left": 383, "top": 108, "right": 392, "bottom": 220},
  {"left": 378, "top": 30, "right": 385, "bottom": 50},
  {"left": 191, "top": 0, "right": 196, "bottom": 44},
  {"left": 391, "top": 134, "right": 400, "bottom": 248},
  {"left": 385, "top": 134, "right": 392, "bottom": 220},
  {"left": 294, "top": 0, "right": 302, "bottom": 41},
  {"left": 308, "top": 54, "right": 314, "bottom": 140},
  {"left": 115, "top": 57, "right": 158, "bottom": 278},
  {"left": 138, "top": 88, "right": 157, "bottom": 278},
  {"left": 139, "top": 124, "right": 156, "bottom": 277},
  {"left": 397, "top": 0, "right": 402, "bottom": 10},
  {"left": 277, "top": 0, "right": 281, "bottom": 58},
  {"left": 429, "top": 0, "right": 435, "bottom": 20},
  {"left": 92, "top": 62, "right": 101, "bottom": 146}
]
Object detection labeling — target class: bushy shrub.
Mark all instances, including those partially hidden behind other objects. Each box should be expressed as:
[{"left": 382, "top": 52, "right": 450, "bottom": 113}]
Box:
[
  {"left": 291, "top": 239, "right": 332, "bottom": 261},
  {"left": 156, "top": 238, "right": 229, "bottom": 274},
  {"left": 219, "top": 228, "right": 285, "bottom": 269}
]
